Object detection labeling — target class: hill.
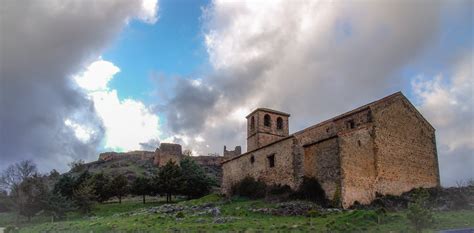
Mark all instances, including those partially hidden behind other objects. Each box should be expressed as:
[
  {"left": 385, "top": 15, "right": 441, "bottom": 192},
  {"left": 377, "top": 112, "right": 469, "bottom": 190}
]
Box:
[
  {"left": 5, "top": 194, "right": 474, "bottom": 232},
  {"left": 69, "top": 154, "right": 222, "bottom": 185}
]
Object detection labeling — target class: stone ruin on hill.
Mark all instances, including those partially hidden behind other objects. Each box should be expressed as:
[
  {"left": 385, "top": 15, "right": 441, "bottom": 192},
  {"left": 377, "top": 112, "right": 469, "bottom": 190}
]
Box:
[{"left": 97, "top": 143, "right": 242, "bottom": 184}]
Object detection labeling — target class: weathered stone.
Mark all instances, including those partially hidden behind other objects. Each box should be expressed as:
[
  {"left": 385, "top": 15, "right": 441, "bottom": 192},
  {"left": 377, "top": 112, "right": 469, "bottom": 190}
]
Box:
[{"left": 221, "top": 92, "right": 440, "bottom": 209}]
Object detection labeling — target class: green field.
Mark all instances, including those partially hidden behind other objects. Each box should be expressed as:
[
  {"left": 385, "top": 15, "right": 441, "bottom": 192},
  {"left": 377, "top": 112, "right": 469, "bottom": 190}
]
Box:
[{"left": 1, "top": 194, "right": 473, "bottom": 232}]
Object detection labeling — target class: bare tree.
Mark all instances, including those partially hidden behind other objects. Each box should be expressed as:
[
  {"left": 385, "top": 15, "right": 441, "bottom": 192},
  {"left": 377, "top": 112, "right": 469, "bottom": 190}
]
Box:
[{"left": 0, "top": 160, "right": 38, "bottom": 192}]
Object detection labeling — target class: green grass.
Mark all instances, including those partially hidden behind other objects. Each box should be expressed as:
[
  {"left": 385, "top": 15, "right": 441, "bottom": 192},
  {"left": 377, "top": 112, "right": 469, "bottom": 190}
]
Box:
[{"left": 1, "top": 195, "right": 473, "bottom": 233}]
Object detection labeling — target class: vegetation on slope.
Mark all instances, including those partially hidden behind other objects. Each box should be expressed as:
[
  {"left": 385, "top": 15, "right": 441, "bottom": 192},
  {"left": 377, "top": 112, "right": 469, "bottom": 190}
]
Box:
[{"left": 3, "top": 194, "right": 473, "bottom": 233}]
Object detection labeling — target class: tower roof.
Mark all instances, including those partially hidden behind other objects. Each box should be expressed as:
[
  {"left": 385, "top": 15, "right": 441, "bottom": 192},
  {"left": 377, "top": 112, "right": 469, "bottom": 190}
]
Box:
[{"left": 245, "top": 108, "right": 291, "bottom": 118}]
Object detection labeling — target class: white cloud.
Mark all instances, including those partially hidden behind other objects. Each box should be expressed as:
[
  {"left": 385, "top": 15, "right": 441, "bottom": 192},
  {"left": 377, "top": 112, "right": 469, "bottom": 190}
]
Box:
[
  {"left": 412, "top": 54, "right": 473, "bottom": 186},
  {"left": 168, "top": 0, "right": 442, "bottom": 156},
  {"left": 74, "top": 60, "right": 119, "bottom": 91},
  {"left": 64, "top": 119, "right": 95, "bottom": 143},
  {"left": 139, "top": 0, "right": 159, "bottom": 23},
  {"left": 73, "top": 59, "right": 161, "bottom": 152}
]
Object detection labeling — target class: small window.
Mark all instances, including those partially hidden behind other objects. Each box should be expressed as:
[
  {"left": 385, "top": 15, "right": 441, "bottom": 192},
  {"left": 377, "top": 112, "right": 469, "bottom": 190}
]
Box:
[
  {"left": 357, "top": 140, "right": 361, "bottom": 147},
  {"left": 346, "top": 119, "right": 355, "bottom": 129},
  {"left": 267, "top": 154, "right": 275, "bottom": 168},
  {"left": 250, "top": 116, "right": 255, "bottom": 130},
  {"left": 276, "top": 117, "right": 283, "bottom": 130},
  {"left": 250, "top": 155, "right": 255, "bottom": 164},
  {"left": 264, "top": 114, "right": 271, "bottom": 127}
]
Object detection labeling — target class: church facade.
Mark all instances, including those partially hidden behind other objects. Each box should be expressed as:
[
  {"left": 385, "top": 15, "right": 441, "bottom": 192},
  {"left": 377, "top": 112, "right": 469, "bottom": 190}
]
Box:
[{"left": 221, "top": 92, "right": 440, "bottom": 208}]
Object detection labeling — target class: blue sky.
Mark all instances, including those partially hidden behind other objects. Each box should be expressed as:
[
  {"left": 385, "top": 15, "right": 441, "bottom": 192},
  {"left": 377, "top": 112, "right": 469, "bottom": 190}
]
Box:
[{"left": 103, "top": 0, "right": 210, "bottom": 105}]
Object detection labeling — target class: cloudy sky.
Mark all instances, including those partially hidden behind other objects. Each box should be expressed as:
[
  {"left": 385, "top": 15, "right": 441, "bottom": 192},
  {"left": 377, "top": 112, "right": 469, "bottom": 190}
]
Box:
[{"left": 0, "top": 0, "right": 472, "bottom": 186}]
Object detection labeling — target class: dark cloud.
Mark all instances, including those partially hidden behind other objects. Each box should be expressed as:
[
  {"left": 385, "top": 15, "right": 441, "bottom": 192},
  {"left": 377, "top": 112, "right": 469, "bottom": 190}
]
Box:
[
  {"left": 0, "top": 0, "right": 156, "bottom": 172},
  {"left": 162, "top": 1, "right": 472, "bottom": 185},
  {"left": 166, "top": 79, "right": 220, "bottom": 134}
]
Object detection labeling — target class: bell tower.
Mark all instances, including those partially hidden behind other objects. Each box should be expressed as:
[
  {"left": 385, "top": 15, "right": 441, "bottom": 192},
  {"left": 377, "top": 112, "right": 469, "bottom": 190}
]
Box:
[{"left": 246, "top": 108, "right": 290, "bottom": 152}]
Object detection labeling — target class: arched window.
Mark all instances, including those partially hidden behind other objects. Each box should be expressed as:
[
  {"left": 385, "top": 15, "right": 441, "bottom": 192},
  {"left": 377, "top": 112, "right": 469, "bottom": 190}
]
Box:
[
  {"left": 264, "top": 114, "right": 271, "bottom": 127},
  {"left": 250, "top": 116, "right": 255, "bottom": 130},
  {"left": 277, "top": 117, "right": 283, "bottom": 130}
]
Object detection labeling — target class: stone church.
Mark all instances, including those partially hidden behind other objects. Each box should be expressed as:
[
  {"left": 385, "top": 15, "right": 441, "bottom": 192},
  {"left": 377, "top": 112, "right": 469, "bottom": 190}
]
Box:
[{"left": 221, "top": 92, "right": 440, "bottom": 208}]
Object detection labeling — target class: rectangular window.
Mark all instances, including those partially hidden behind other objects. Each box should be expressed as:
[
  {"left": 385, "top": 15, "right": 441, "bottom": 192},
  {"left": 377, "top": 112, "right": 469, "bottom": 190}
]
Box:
[
  {"left": 346, "top": 119, "right": 355, "bottom": 129},
  {"left": 267, "top": 154, "right": 275, "bottom": 168}
]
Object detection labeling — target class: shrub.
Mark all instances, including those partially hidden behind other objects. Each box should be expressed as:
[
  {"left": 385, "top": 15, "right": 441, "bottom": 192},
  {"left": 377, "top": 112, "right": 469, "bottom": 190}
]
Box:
[
  {"left": 231, "top": 176, "right": 266, "bottom": 199},
  {"left": 175, "top": 212, "right": 185, "bottom": 218},
  {"left": 293, "top": 177, "right": 329, "bottom": 207},
  {"left": 407, "top": 189, "right": 434, "bottom": 233},
  {"left": 331, "top": 185, "right": 341, "bottom": 208},
  {"left": 4, "top": 225, "right": 19, "bottom": 233},
  {"left": 266, "top": 184, "right": 293, "bottom": 201},
  {"left": 267, "top": 184, "right": 292, "bottom": 196}
]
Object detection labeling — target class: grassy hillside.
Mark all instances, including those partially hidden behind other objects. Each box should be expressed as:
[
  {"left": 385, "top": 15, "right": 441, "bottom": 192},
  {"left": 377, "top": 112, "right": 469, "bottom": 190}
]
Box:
[
  {"left": 3, "top": 194, "right": 473, "bottom": 233},
  {"left": 72, "top": 156, "right": 222, "bottom": 185}
]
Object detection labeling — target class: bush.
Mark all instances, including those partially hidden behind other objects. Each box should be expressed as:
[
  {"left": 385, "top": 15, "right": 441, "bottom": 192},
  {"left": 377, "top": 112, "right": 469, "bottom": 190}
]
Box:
[
  {"left": 4, "top": 225, "right": 19, "bottom": 233},
  {"left": 231, "top": 176, "right": 267, "bottom": 199},
  {"left": 267, "top": 184, "right": 292, "bottom": 196},
  {"left": 331, "top": 185, "right": 341, "bottom": 208},
  {"left": 292, "top": 177, "right": 329, "bottom": 207},
  {"left": 407, "top": 189, "right": 434, "bottom": 233},
  {"left": 175, "top": 212, "right": 185, "bottom": 218}
]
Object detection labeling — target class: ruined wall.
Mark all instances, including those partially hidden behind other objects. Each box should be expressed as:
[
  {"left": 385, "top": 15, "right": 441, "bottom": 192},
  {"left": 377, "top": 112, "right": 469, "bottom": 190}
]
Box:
[
  {"left": 223, "top": 146, "right": 242, "bottom": 159},
  {"left": 339, "top": 126, "right": 377, "bottom": 208},
  {"left": 98, "top": 151, "right": 154, "bottom": 162},
  {"left": 153, "top": 143, "right": 183, "bottom": 166},
  {"left": 303, "top": 137, "right": 341, "bottom": 199},
  {"left": 371, "top": 95, "right": 439, "bottom": 196},
  {"left": 222, "top": 137, "right": 301, "bottom": 195},
  {"left": 193, "top": 156, "right": 224, "bottom": 166}
]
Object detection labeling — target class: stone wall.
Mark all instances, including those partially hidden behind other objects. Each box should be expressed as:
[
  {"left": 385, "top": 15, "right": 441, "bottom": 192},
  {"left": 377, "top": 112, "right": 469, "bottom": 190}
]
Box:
[
  {"left": 339, "top": 126, "right": 377, "bottom": 208},
  {"left": 247, "top": 109, "right": 290, "bottom": 151},
  {"left": 154, "top": 143, "right": 183, "bottom": 166},
  {"left": 222, "top": 92, "right": 440, "bottom": 208},
  {"left": 222, "top": 137, "right": 301, "bottom": 195},
  {"left": 371, "top": 95, "right": 439, "bottom": 196},
  {"left": 193, "top": 156, "right": 224, "bottom": 166},
  {"left": 223, "top": 146, "right": 242, "bottom": 159},
  {"left": 303, "top": 137, "right": 341, "bottom": 200},
  {"left": 98, "top": 151, "right": 154, "bottom": 162}
]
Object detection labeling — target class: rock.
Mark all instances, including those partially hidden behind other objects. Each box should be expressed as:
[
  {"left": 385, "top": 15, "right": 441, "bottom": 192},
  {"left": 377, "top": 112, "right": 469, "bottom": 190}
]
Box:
[{"left": 209, "top": 207, "right": 221, "bottom": 217}]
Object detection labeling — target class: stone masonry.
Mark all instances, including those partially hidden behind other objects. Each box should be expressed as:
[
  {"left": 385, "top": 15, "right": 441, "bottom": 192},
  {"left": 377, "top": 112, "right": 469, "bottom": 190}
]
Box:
[
  {"left": 153, "top": 143, "right": 184, "bottom": 166},
  {"left": 221, "top": 92, "right": 440, "bottom": 208},
  {"left": 223, "top": 146, "right": 242, "bottom": 159}
]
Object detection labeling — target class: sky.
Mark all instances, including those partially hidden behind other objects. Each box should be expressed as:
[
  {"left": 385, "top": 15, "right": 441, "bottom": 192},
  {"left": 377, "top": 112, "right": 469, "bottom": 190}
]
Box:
[{"left": 0, "top": 0, "right": 472, "bottom": 186}]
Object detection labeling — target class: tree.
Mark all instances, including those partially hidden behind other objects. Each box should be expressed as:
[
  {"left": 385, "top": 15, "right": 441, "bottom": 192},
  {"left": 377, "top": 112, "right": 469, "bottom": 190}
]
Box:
[
  {"left": 0, "top": 160, "right": 38, "bottom": 192},
  {"left": 131, "top": 177, "right": 152, "bottom": 204},
  {"left": 53, "top": 174, "right": 76, "bottom": 199},
  {"left": 110, "top": 174, "right": 128, "bottom": 204},
  {"left": 183, "top": 149, "right": 192, "bottom": 156},
  {"left": 45, "top": 192, "right": 75, "bottom": 222},
  {"left": 91, "top": 173, "right": 111, "bottom": 203},
  {"left": 72, "top": 180, "right": 96, "bottom": 214},
  {"left": 0, "top": 189, "right": 12, "bottom": 212},
  {"left": 68, "top": 159, "right": 86, "bottom": 173},
  {"left": 13, "top": 175, "right": 48, "bottom": 221},
  {"left": 179, "top": 157, "right": 215, "bottom": 199},
  {"left": 157, "top": 161, "right": 183, "bottom": 203},
  {"left": 48, "top": 169, "right": 60, "bottom": 180}
]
